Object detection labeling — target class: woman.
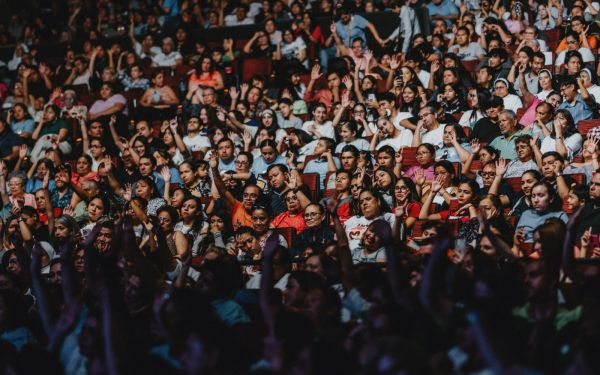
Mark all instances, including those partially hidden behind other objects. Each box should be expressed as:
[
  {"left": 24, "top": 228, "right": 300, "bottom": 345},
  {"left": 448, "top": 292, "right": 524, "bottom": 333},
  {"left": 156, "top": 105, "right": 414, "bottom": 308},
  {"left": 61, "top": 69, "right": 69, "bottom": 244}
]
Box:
[
  {"left": 251, "top": 139, "right": 287, "bottom": 177},
  {"left": 178, "top": 161, "right": 203, "bottom": 198},
  {"left": 398, "top": 83, "right": 426, "bottom": 119},
  {"left": 8, "top": 102, "right": 35, "bottom": 139},
  {"left": 6, "top": 172, "right": 36, "bottom": 209},
  {"left": 508, "top": 169, "right": 543, "bottom": 218},
  {"left": 393, "top": 177, "right": 421, "bottom": 231},
  {"left": 243, "top": 30, "right": 274, "bottom": 58},
  {"left": 79, "top": 196, "right": 110, "bottom": 240},
  {"left": 301, "top": 103, "right": 335, "bottom": 140},
  {"left": 334, "top": 121, "right": 369, "bottom": 153},
  {"left": 135, "top": 176, "right": 167, "bottom": 216},
  {"left": 250, "top": 205, "right": 288, "bottom": 250},
  {"left": 140, "top": 71, "right": 180, "bottom": 120},
  {"left": 175, "top": 196, "right": 208, "bottom": 255},
  {"left": 418, "top": 160, "right": 458, "bottom": 207},
  {"left": 504, "top": 135, "right": 540, "bottom": 178},
  {"left": 493, "top": 78, "right": 523, "bottom": 112},
  {"left": 258, "top": 109, "right": 287, "bottom": 144},
  {"left": 293, "top": 11, "right": 324, "bottom": 48},
  {"left": 534, "top": 3, "right": 559, "bottom": 30},
  {"left": 563, "top": 135, "right": 599, "bottom": 183},
  {"left": 270, "top": 188, "right": 308, "bottom": 234},
  {"left": 30, "top": 105, "right": 71, "bottom": 163},
  {"left": 117, "top": 62, "right": 150, "bottom": 91},
  {"left": 52, "top": 214, "right": 80, "bottom": 248},
  {"left": 580, "top": 68, "right": 600, "bottom": 104},
  {"left": 540, "top": 109, "right": 583, "bottom": 158},
  {"left": 440, "top": 83, "right": 466, "bottom": 115},
  {"left": 514, "top": 181, "right": 568, "bottom": 243},
  {"left": 159, "top": 123, "right": 187, "bottom": 166},
  {"left": 291, "top": 203, "right": 335, "bottom": 256},
  {"left": 534, "top": 69, "right": 554, "bottom": 101},
  {"left": 264, "top": 18, "right": 282, "bottom": 46},
  {"left": 188, "top": 55, "right": 224, "bottom": 91},
  {"left": 275, "top": 27, "right": 308, "bottom": 71},
  {"left": 344, "top": 188, "right": 395, "bottom": 255},
  {"left": 370, "top": 116, "right": 413, "bottom": 152},
  {"left": 462, "top": 141, "right": 499, "bottom": 182},
  {"left": 420, "top": 176, "right": 478, "bottom": 221},
  {"left": 87, "top": 82, "right": 127, "bottom": 121},
  {"left": 73, "top": 154, "right": 98, "bottom": 185},
  {"left": 373, "top": 167, "right": 396, "bottom": 208},
  {"left": 353, "top": 220, "right": 388, "bottom": 264},
  {"left": 459, "top": 87, "right": 488, "bottom": 129},
  {"left": 400, "top": 143, "right": 435, "bottom": 185},
  {"left": 435, "top": 124, "right": 471, "bottom": 163},
  {"left": 156, "top": 206, "right": 189, "bottom": 258}
]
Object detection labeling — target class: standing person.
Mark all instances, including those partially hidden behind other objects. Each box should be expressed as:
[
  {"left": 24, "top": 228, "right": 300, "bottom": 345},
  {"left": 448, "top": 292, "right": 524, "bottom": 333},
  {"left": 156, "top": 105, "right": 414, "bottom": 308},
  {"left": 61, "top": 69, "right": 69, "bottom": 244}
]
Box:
[{"left": 385, "top": 0, "right": 421, "bottom": 54}]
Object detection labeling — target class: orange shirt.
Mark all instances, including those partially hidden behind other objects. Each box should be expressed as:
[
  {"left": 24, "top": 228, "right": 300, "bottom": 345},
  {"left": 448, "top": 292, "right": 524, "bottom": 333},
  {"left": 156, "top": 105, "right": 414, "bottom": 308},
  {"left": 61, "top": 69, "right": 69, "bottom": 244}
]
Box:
[
  {"left": 189, "top": 71, "right": 221, "bottom": 89},
  {"left": 231, "top": 200, "right": 253, "bottom": 230},
  {"left": 270, "top": 211, "right": 307, "bottom": 233},
  {"left": 556, "top": 35, "right": 597, "bottom": 52}
]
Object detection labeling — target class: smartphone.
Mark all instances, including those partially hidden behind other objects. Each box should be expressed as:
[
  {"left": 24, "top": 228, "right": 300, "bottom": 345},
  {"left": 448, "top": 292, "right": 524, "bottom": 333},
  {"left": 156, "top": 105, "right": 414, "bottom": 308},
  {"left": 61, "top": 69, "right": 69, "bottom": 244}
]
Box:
[{"left": 367, "top": 93, "right": 376, "bottom": 102}]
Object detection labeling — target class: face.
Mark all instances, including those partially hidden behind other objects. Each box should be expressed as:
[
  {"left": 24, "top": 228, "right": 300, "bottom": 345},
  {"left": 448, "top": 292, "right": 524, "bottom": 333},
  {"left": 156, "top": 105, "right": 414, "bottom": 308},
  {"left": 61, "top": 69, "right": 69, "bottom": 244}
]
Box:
[
  {"left": 171, "top": 190, "right": 185, "bottom": 208},
  {"left": 135, "top": 180, "right": 153, "bottom": 199},
  {"left": 524, "top": 261, "right": 547, "bottom": 298},
  {"left": 8, "top": 177, "right": 24, "bottom": 195},
  {"left": 42, "top": 107, "right": 57, "bottom": 123},
  {"left": 394, "top": 180, "right": 411, "bottom": 203},
  {"left": 179, "top": 164, "right": 197, "bottom": 185},
  {"left": 87, "top": 198, "right": 105, "bottom": 222},
  {"left": 247, "top": 87, "right": 261, "bottom": 104},
  {"left": 89, "top": 140, "right": 105, "bottom": 158},
  {"left": 542, "top": 154, "right": 561, "bottom": 178},
  {"left": 479, "top": 236, "right": 496, "bottom": 255},
  {"left": 242, "top": 186, "right": 260, "bottom": 210},
  {"left": 498, "top": 112, "right": 515, "bottom": 135},
  {"left": 261, "top": 146, "right": 277, "bottom": 163},
  {"left": 377, "top": 152, "right": 393, "bottom": 168},
  {"left": 6, "top": 253, "right": 21, "bottom": 275},
  {"left": 531, "top": 56, "right": 544, "bottom": 74},
  {"left": 442, "top": 70, "right": 457, "bottom": 85},
  {"left": 531, "top": 185, "right": 552, "bottom": 211},
  {"left": 402, "top": 86, "right": 416, "bottom": 103},
  {"left": 442, "top": 126, "right": 456, "bottom": 145},
  {"left": 314, "top": 139, "right": 329, "bottom": 156},
  {"left": 418, "top": 108, "right": 435, "bottom": 129},
  {"left": 340, "top": 151, "right": 357, "bottom": 171},
  {"left": 566, "top": 57, "right": 582, "bottom": 75},
  {"left": 434, "top": 166, "right": 453, "bottom": 187},
  {"left": 35, "top": 190, "right": 46, "bottom": 209},
  {"left": 94, "top": 227, "right": 113, "bottom": 253},
  {"left": 267, "top": 167, "right": 287, "bottom": 190},
  {"left": 153, "top": 73, "right": 164, "bottom": 87},
  {"left": 339, "top": 124, "right": 354, "bottom": 142},
  {"left": 313, "top": 106, "right": 327, "bottom": 124},
  {"left": 416, "top": 146, "right": 434, "bottom": 166},
  {"left": 481, "top": 165, "right": 496, "bottom": 187},
  {"left": 54, "top": 222, "right": 70, "bottom": 239},
  {"left": 515, "top": 141, "right": 532, "bottom": 161},
  {"left": 285, "top": 191, "right": 301, "bottom": 212},
  {"left": 478, "top": 198, "right": 498, "bottom": 220},
  {"left": 456, "top": 183, "right": 474, "bottom": 205},
  {"left": 494, "top": 82, "right": 508, "bottom": 98},
  {"left": 251, "top": 209, "right": 269, "bottom": 233},
  {"left": 589, "top": 173, "right": 600, "bottom": 203},
  {"left": 218, "top": 141, "right": 233, "bottom": 160},
  {"left": 363, "top": 226, "right": 382, "bottom": 250},
  {"left": 139, "top": 158, "right": 154, "bottom": 176},
  {"left": 304, "top": 205, "right": 324, "bottom": 228},
  {"left": 49, "top": 263, "right": 62, "bottom": 285},
  {"left": 235, "top": 232, "right": 259, "bottom": 255},
  {"left": 375, "top": 170, "right": 392, "bottom": 189},
  {"left": 74, "top": 249, "right": 85, "bottom": 273},
  {"left": 359, "top": 191, "right": 381, "bottom": 219},
  {"left": 488, "top": 55, "right": 503, "bottom": 68},
  {"left": 335, "top": 173, "right": 350, "bottom": 192},
  {"left": 180, "top": 199, "right": 199, "bottom": 221},
  {"left": 136, "top": 122, "right": 151, "bottom": 138}
]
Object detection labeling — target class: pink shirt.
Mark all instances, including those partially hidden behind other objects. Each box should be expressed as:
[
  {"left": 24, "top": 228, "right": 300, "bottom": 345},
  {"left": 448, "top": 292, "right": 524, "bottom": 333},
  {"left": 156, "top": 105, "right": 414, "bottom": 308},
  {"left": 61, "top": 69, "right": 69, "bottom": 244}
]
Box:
[
  {"left": 404, "top": 164, "right": 435, "bottom": 184},
  {"left": 89, "top": 94, "right": 127, "bottom": 116},
  {"left": 9, "top": 193, "right": 37, "bottom": 209}
]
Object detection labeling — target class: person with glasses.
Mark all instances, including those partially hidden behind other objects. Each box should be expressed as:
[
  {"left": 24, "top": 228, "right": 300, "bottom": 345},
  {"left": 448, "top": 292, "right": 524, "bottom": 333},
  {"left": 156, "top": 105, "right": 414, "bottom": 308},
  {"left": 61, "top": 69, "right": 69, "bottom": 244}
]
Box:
[
  {"left": 541, "top": 109, "right": 583, "bottom": 158},
  {"left": 557, "top": 16, "right": 597, "bottom": 53},
  {"left": 504, "top": 135, "right": 542, "bottom": 178},
  {"left": 291, "top": 203, "right": 334, "bottom": 256},
  {"left": 270, "top": 187, "right": 311, "bottom": 234},
  {"left": 392, "top": 177, "right": 421, "bottom": 231},
  {"left": 411, "top": 105, "right": 444, "bottom": 149},
  {"left": 400, "top": 143, "right": 436, "bottom": 185},
  {"left": 489, "top": 109, "right": 525, "bottom": 160}
]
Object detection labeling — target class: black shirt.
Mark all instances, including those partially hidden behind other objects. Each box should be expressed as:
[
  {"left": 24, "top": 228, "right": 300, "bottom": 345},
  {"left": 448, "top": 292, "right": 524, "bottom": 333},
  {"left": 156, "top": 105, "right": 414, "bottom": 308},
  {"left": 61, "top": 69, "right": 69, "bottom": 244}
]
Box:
[{"left": 472, "top": 117, "right": 502, "bottom": 144}]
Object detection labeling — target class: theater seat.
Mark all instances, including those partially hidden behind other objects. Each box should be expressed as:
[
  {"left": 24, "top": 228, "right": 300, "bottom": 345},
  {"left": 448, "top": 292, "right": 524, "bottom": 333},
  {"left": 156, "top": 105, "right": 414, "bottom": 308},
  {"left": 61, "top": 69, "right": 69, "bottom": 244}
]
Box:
[
  {"left": 242, "top": 58, "right": 272, "bottom": 82},
  {"left": 300, "top": 173, "right": 320, "bottom": 201}
]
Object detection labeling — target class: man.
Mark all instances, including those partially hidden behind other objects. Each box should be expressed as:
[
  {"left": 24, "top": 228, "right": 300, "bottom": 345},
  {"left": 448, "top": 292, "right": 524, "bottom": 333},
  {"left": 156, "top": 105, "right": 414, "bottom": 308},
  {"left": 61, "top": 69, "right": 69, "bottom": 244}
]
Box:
[
  {"left": 540, "top": 151, "right": 574, "bottom": 200},
  {"left": 378, "top": 92, "right": 416, "bottom": 131},
  {"left": 448, "top": 26, "right": 486, "bottom": 61},
  {"left": 486, "top": 48, "right": 510, "bottom": 83},
  {"left": 304, "top": 137, "right": 341, "bottom": 189},
  {"left": 20, "top": 205, "right": 50, "bottom": 242},
  {"left": 558, "top": 76, "right": 594, "bottom": 124},
  {"left": 211, "top": 154, "right": 261, "bottom": 229},
  {"left": 472, "top": 96, "right": 504, "bottom": 144},
  {"left": 152, "top": 37, "right": 183, "bottom": 68},
  {"left": 277, "top": 98, "right": 302, "bottom": 129},
  {"left": 411, "top": 105, "right": 444, "bottom": 148},
  {"left": 93, "top": 221, "right": 115, "bottom": 253},
  {"left": 304, "top": 65, "right": 343, "bottom": 110},
  {"left": 85, "top": 137, "right": 107, "bottom": 172},
  {"left": 477, "top": 65, "right": 495, "bottom": 93},
  {"left": 223, "top": 4, "right": 254, "bottom": 26},
  {"left": 134, "top": 120, "right": 160, "bottom": 152},
  {"left": 335, "top": 7, "right": 385, "bottom": 49},
  {"left": 50, "top": 165, "right": 74, "bottom": 209},
  {"left": 428, "top": 0, "right": 459, "bottom": 27},
  {"left": 265, "top": 164, "right": 311, "bottom": 217},
  {"left": 510, "top": 49, "right": 545, "bottom": 96},
  {"left": 490, "top": 110, "right": 524, "bottom": 160},
  {"left": 216, "top": 138, "right": 236, "bottom": 172}
]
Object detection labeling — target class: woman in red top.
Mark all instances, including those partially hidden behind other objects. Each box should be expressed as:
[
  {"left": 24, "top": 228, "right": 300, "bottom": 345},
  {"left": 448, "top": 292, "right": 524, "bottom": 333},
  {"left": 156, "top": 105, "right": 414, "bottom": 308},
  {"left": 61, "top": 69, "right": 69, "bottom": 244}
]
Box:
[
  {"left": 392, "top": 177, "right": 421, "bottom": 231},
  {"left": 419, "top": 177, "right": 478, "bottom": 223},
  {"left": 188, "top": 55, "right": 224, "bottom": 91},
  {"left": 333, "top": 170, "right": 353, "bottom": 224},
  {"left": 270, "top": 188, "right": 309, "bottom": 234}
]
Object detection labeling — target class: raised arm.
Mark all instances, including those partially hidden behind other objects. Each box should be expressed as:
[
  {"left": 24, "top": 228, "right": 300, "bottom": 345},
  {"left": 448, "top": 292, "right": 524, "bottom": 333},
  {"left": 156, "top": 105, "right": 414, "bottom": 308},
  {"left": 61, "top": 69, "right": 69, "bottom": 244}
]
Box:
[{"left": 210, "top": 152, "right": 237, "bottom": 208}]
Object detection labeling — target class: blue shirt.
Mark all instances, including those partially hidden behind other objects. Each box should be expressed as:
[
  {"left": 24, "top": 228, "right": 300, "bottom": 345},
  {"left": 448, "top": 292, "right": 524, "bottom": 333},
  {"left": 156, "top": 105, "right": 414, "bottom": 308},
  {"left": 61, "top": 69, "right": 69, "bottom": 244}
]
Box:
[
  {"left": 251, "top": 155, "right": 287, "bottom": 177},
  {"left": 10, "top": 119, "right": 35, "bottom": 136},
  {"left": 219, "top": 157, "right": 236, "bottom": 172},
  {"left": 558, "top": 94, "right": 594, "bottom": 125},
  {"left": 515, "top": 209, "right": 568, "bottom": 242},
  {"left": 304, "top": 156, "right": 341, "bottom": 189},
  {"left": 428, "top": 0, "right": 459, "bottom": 26},
  {"left": 336, "top": 15, "right": 369, "bottom": 47},
  {"left": 25, "top": 178, "right": 56, "bottom": 194}
]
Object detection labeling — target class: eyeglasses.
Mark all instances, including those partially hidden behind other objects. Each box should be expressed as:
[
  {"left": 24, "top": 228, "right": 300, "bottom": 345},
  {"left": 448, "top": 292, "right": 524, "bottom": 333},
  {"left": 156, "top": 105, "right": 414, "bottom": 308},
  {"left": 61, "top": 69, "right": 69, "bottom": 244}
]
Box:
[
  {"left": 286, "top": 195, "right": 298, "bottom": 202},
  {"left": 304, "top": 212, "right": 321, "bottom": 218},
  {"left": 350, "top": 184, "right": 362, "bottom": 189},
  {"left": 516, "top": 144, "right": 529, "bottom": 150},
  {"left": 481, "top": 172, "right": 496, "bottom": 177},
  {"left": 235, "top": 160, "right": 249, "bottom": 166},
  {"left": 418, "top": 112, "right": 432, "bottom": 119},
  {"left": 394, "top": 185, "right": 409, "bottom": 192}
]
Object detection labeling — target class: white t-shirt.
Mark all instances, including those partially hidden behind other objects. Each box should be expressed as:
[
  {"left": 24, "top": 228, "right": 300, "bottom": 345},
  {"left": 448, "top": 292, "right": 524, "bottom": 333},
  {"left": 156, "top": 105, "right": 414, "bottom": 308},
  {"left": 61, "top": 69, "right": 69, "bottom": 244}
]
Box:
[
  {"left": 224, "top": 15, "right": 254, "bottom": 26},
  {"left": 376, "top": 130, "right": 413, "bottom": 150},
  {"left": 418, "top": 70, "right": 431, "bottom": 87},
  {"left": 183, "top": 134, "right": 211, "bottom": 151},
  {"left": 344, "top": 213, "right": 396, "bottom": 254},
  {"left": 152, "top": 51, "right": 183, "bottom": 67},
  {"left": 447, "top": 42, "right": 486, "bottom": 61},
  {"left": 502, "top": 94, "right": 523, "bottom": 112},
  {"left": 584, "top": 85, "right": 600, "bottom": 104},
  {"left": 555, "top": 48, "right": 595, "bottom": 65},
  {"left": 421, "top": 125, "right": 445, "bottom": 148},
  {"left": 540, "top": 134, "right": 583, "bottom": 157},
  {"left": 335, "top": 138, "right": 370, "bottom": 153},
  {"left": 302, "top": 120, "right": 335, "bottom": 140}
]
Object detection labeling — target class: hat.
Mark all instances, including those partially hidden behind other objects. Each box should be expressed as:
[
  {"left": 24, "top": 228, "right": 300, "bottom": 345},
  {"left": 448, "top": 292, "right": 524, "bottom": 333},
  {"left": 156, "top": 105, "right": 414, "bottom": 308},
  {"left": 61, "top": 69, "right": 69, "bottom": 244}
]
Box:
[
  {"left": 482, "top": 96, "right": 504, "bottom": 110},
  {"left": 260, "top": 109, "right": 275, "bottom": 118}
]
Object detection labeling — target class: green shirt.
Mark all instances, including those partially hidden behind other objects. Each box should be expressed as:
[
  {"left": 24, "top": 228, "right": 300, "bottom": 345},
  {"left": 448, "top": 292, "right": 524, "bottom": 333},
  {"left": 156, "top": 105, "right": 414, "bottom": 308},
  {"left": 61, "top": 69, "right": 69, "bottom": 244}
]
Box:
[
  {"left": 39, "top": 119, "right": 68, "bottom": 138},
  {"left": 490, "top": 130, "right": 524, "bottom": 160}
]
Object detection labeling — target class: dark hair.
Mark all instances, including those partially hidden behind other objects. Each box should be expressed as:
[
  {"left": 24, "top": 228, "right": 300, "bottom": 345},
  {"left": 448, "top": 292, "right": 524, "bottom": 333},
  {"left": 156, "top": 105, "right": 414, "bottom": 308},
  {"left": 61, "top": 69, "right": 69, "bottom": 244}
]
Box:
[
  {"left": 358, "top": 188, "right": 392, "bottom": 215},
  {"left": 434, "top": 160, "right": 457, "bottom": 184},
  {"left": 395, "top": 177, "right": 420, "bottom": 204},
  {"left": 531, "top": 180, "right": 562, "bottom": 211},
  {"left": 136, "top": 176, "right": 160, "bottom": 199},
  {"left": 551, "top": 109, "right": 578, "bottom": 139},
  {"left": 541, "top": 151, "right": 565, "bottom": 164},
  {"left": 341, "top": 144, "right": 359, "bottom": 157},
  {"left": 444, "top": 123, "right": 468, "bottom": 144},
  {"left": 319, "top": 137, "right": 336, "bottom": 152}
]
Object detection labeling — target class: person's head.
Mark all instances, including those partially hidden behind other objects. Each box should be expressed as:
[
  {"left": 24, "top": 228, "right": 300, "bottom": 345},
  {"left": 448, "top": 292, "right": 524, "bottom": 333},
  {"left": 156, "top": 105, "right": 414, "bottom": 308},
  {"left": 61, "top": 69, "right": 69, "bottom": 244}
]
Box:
[
  {"left": 434, "top": 160, "right": 456, "bottom": 188},
  {"left": 358, "top": 188, "right": 387, "bottom": 219},
  {"left": 483, "top": 96, "right": 504, "bottom": 121},
  {"left": 304, "top": 203, "right": 326, "bottom": 228},
  {"left": 278, "top": 98, "right": 294, "bottom": 118},
  {"left": 251, "top": 205, "right": 270, "bottom": 234},
  {"left": 416, "top": 143, "right": 435, "bottom": 167},
  {"left": 477, "top": 65, "right": 494, "bottom": 87},
  {"left": 259, "top": 139, "right": 279, "bottom": 164},
  {"left": 135, "top": 121, "right": 152, "bottom": 138},
  {"left": 314, "top": 137, "right": 335, "bottom": 157},
  {"left": 538, "top": 69, "right": 553, "bottom": 91},
  {"left": 340, "top": 145, "right": 359, "bottom": 171},
  {"left": 514, "top": 135, "right": 533, "bottom": 161},
  {"left": 87, "top": 196, "right": 108, "bottom": 223},
  {"left": 151, "top": 71, "right": 165, "bottom": 88},
  {"left": 99, "top": 82, "right": 115, "bottom": 100},
  {"left": 157, "top": 206, "right": 179, "bottom": 233},
  {"left": 42, "top": 104, "right": 60, "bottom": 123},
  {"left": 442, "top": 124, "right": 467, "bottom": 146},
  {"left": 455, "top": 26, "right": 470, "bottom": 46},
  {"left": 481, "top": 161, "right": 498, "bottom": 188},
  {"left": 479, "top": 145, "right": 499, "bottom": 165},
  {"left": 376, "top": 146, "right": 395, "bottom": 169},
  {"left": 560, "top": 76, "right": 579, "bottom": 102},
  {"left": 456, "top": 180, "right": 479, "bottom": 205},
  {"left": 311, "top": 103, "right": 328, "bottom": 124},
  {"left": 178, "top": 161, "right": 198, "bottom": 186},
  {"left": 88, "top": 137, "right": 106, "bottom": 159},
  {"left": 478, "top": 193, "right": 503, "bottom": 220},
  {"left": 487, "top": 48, "right": 508, "bottom": 69},
  {"left": 551, "top": 109, "right": 577, "bottom": 139},
  {"left": 138, "top": 155, "right": 156, "bottom": 177},
  {"left": 266, "top": 164, "right": 289, "bottom": 191},
  {"left": 418, "top": 105, "right": 438, "bottom": 130},
  {"left": 180, "top": 196, "right": 202, "bottom": 223},
  {"left": 565, "top": 51, "right": 583, "bottom": 76},
  {"left": 93, "top": 221, "right": 114, "bottom": 253},
  {"left": 589, "top": 170, "right": 600, "bottom": 206},
  {"left": 542, "top": 151, "right": 565, "bottom": 180},
  {"left": 135, "top": 176, "right": 158, "bottom": 200},
  {"left": 334, "top": 170, "right": 352, "bottom": 192},
  {"left": 441, "top": 68, "right": 459, "bottom": 85},
  {"left": 242, "top": 184, "right": 261, "bottom": 211},
  {"left": 521, "top": 169, "right": 543, "bottom": 197},
  {"left": 545, "top": 90, "right": 562, "bottom": 109},
  {"left": 376, "top": 116, "right": 396, "bottom": 138},
  {"left": 217, "top": 138, "right": 234, "bottom": 160},
  {"left": 7, "top": 173, "right": 26, "bottom": 196},
  {"left": 235, "top": 152, "right": 253, "bottom": 173},
  {"left": 54, "top": 215, "right": 79, "bottom": 241},
  {"left": 498, "top": 109, "right": 518, "bottom": 136},
  {"left": 394, "top": 177, "right": 419, "bottom": 205},
  {"left": 566, "top": 184, "right": 587, "bottom": 211},
  {"left": 374, "top": 167, "right": 395, "bottom": 191},
  {"left": 339, "top": 121, "right": 358, "bottom": 143},
  {"left": 531, "top": 181, "right": 558, "bottom": 212},
  {"left": 493, "top": 78, "right": 510, "bottom": 98}
]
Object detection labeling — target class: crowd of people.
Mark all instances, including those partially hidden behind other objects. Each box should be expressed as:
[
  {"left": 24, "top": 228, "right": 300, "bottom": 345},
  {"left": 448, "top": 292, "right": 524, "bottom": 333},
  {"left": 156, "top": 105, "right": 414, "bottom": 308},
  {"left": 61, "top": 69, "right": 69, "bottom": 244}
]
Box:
[{"left": 0, "top": 0, "right": 600, "bottom": 374}]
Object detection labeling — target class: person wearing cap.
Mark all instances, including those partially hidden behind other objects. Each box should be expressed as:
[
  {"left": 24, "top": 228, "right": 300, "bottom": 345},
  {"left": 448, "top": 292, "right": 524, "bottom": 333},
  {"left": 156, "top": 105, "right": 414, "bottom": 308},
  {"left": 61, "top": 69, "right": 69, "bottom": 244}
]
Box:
[
  {"left": 152, "top": 37, "right": 183, "bottom": 68},
  {"left": 472, "top": 96, "right": 504, "bottom": 144},
  {"left": 557, "top": 76, "right": 595, "bottom": 124},
  {"left": 486, "top": 48, "right": 510, "bottom": 83},
  {"left": 493, "top": 78, "right": 523, "bottom": 112},
  {"left": 489, "top": 109, "right": 524, "bottom": 160}
]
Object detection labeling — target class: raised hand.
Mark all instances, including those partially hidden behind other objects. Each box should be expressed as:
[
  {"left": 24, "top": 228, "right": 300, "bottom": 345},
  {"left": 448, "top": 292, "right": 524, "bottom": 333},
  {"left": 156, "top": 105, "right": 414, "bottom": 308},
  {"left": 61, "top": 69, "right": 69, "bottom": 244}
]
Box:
[
  {"left": 310, "top": 64, "right": 323, "bottom": 81},
  {"left": 42, "top": 170, "right": 50, "bottom": 189},
  {"left": 0, "top": 161, "right": 7, "bottom": 178},
  {"left": 580, "top": 227, "right": 592, "bottom": 253},
  {"left": 514, "top": 227, "right": 526, "bottom": 249},
  {"left": 209, "top": 152, "right": 219, "bottom": 169},
  {"left": 471, "top": 139, "right": 481, "bottom": 154},
  {"left": 395, "top": 148, "right": 404, "bottom": 165},
  {"left": 288, "top": 172, "right": 298, "bottom": 189},
  {"left": 431, "top": 174, "right": 444, "bottom": 193},
  {"left": 102, "top": 156, "right": 113, "bottom": 173},
  {"left": 414, "top": 167, "right": 426, "bottom": 186},
  {"left": 342, "top": 75, "right": 353, "bottom": 90},
  {"left": 229, "top": 86, "right": 239, "bottom": 100},
  {"left": 364, "top": 49, "right": 373, "bottom": 62},
  {"left": 18, "top": 144, "right": 28, "bottom": 160},
  {"left": 123, "top": 183, "right": 132, "bottom": 201},
  {"left": 159, "top": 166, "right": 171, "bottom": 182},
  {"left": 495, "top": 157, "right": 508, "bottom": 177},
  {"left": 62, "top": 206, "right": 74, "bottom": 217},
  {"left": 169, "top": 118, "right": 178, "bottom": 133},
  {"left": 240, "top": 83, "right": 249, "bottom": 97}
]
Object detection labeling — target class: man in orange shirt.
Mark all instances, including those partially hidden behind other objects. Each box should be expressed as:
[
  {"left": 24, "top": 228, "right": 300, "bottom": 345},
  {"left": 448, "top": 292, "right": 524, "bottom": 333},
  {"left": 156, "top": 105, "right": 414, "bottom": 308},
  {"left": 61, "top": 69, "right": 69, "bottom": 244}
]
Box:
[{"left": 211, "top": 153, "right": 261, "bottom": 230}]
